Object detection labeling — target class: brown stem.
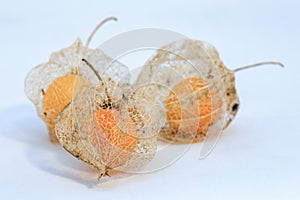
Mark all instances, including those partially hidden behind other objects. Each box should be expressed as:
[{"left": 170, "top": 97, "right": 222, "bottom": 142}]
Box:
[
  {"left": 81, "top": 58, "right": 112, "bottom": 108},
  {"left": 82, "top": 58, "right": 103, "bottom": 82},
  {"left": 97, "top": 166, "right": 111, "bottom": 181},
  {"left": 233, "top": 61, "right": 284, "bottom": 73},
  {"left": 85, "top": 16, "right": 118, "bottom": 48}
]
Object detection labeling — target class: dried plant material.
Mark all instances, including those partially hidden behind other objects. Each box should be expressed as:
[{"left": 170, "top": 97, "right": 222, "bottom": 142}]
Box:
[
  {"left": 55, "top": 59, "right": 162, "bottom": 180},
  {"left": 134, "top": 39, "right": 234, "bottom": 143},
  {"left": 41, "top": 74, "right": 93, "bottom": 141},
  {"left": 24, "top": 40, "right": 96, "bottom": 142},
  {"left": 24, "top": 17, "right": 117, "bottom": 143},
  {"left": 25, "top": 17, "right": 284, "bottom": 181},
  {"left": 135, "top": 39, "right": 283, "bottom": 144}
]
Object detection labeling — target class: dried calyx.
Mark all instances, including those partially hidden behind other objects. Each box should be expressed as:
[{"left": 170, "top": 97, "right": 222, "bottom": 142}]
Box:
[
  {"left": 25, "top": 17, "right": 119, "bottom": 143},
  {"left": 134, "top": 39, "right": 284, "bottom": 144}
]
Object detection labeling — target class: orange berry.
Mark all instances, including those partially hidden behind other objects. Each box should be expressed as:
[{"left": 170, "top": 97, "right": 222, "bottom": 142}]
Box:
[
  {"left": 91, "top": 108, "right": 137, "bottom": 168},
  {"left": 165, "top": 77, "right": 222, "bottom": 138},
  {"left": 42, "top": 74, "right": 89, "bottom": 142}
]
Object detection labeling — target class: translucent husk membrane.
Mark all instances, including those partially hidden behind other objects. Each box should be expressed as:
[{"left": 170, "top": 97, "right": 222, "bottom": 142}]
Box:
[
  {"left": 25, "top": 35, "right": 240, "bottom": 179},
  {"left": 134, "top": 39, "right": 240, "bottom": 144},
  {"left": 55, "top": 50, "right": 163, "bottom": 178},
  {"left": 24, "top": 39, "right": 99, "bottom": 143}
]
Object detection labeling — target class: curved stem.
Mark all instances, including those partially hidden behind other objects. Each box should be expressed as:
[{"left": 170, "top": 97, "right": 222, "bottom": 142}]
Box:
[
  {"left": 81, "top": 58, "right": 112, "bottom": 108},
  {"left": 233, "top": 61, "right": 284, "bottom": 73},
  {"left": 81, "top": 58, "right": 103, "bottom": 82},
  {"left": 86, "top": 16, "right": 118, "bottom": 48}
]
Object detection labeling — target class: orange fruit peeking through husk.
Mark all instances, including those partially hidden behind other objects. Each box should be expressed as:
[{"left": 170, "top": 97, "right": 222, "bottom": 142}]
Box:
[
  {"left": 41, "top": 74, "right": 90, "bottom": 142},
  {"left": 165, "top": 77, "right": 223, "bottom": 143},
  {"left": 135, "top": 39, "right": 284, "bottom": 144},
  {"left": 55, "top": 58, "right": 157, "bottom": 180},
  {"left": 24, "top": 17, "right": 118, "bottom": 143},
  {"left": 81, "top": 59, "right": 138, "bottom": 177},
  {"left": 92, "top": 108, "right": 137, "bottom": 172},
  {"left": 94, "top": 109, "right": 137, "bottom": 154}
]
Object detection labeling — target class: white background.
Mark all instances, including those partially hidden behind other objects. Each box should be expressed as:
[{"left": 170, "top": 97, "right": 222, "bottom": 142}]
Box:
[{"left": 0, "top": 0, "right": 299, "bottom": 199}]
